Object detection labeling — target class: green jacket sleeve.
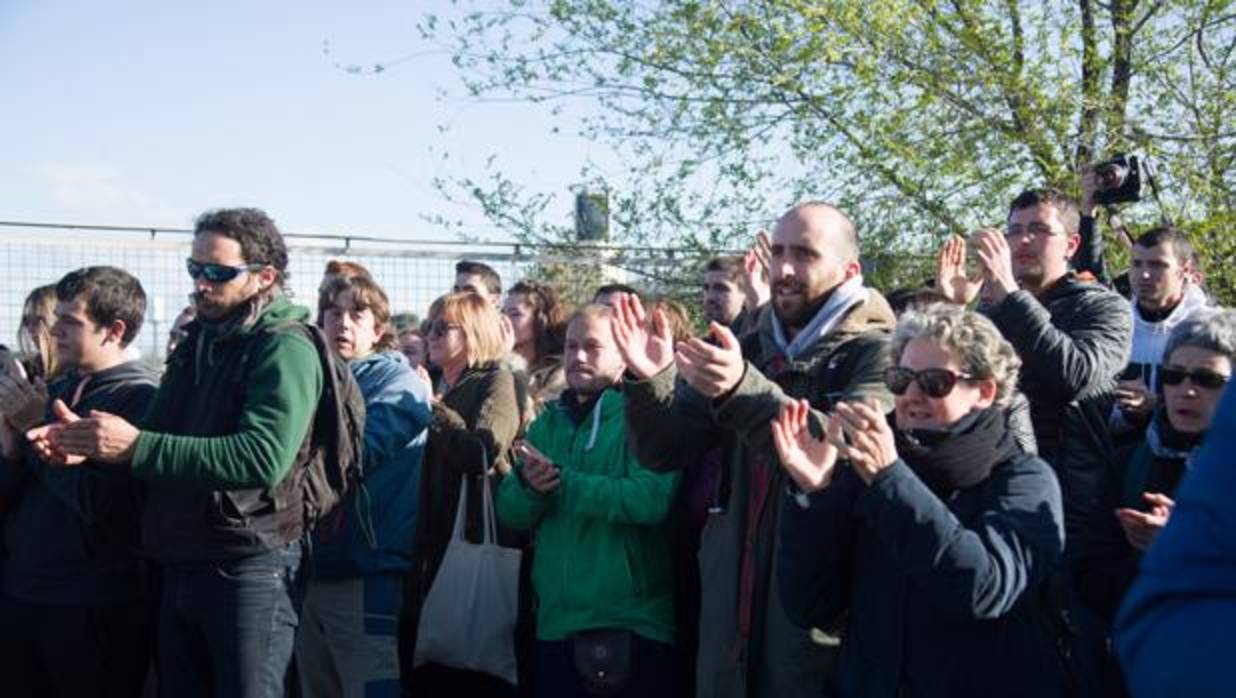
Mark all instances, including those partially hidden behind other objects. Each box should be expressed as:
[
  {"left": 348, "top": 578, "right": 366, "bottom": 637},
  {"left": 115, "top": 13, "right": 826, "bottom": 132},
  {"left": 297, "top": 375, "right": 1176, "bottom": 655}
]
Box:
[
  {"left": 556, "top": 456, "right": 680, "bottom": 526},
  {"left": 497, "top": 463, "right": 554, "bottom": 531},
  {"left": 130, "top": 332, "right": 323, "bottom": 489}
]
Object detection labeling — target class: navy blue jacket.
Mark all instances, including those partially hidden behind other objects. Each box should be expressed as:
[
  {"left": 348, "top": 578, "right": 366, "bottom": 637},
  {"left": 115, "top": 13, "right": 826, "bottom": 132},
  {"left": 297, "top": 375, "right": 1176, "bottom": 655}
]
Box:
[
  {"left": 0, "top": 361, "right": 157, "bottom": 604},
  {"left": 778, "top": 454, "right": 1066, "bottom": 698}
]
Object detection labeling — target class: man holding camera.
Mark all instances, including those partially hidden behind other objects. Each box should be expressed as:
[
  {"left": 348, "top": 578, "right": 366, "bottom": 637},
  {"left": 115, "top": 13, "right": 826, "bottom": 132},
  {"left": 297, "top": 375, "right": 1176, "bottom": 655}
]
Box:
[{"left": 0, "top": 266, "right": 158, "bottom": 698}]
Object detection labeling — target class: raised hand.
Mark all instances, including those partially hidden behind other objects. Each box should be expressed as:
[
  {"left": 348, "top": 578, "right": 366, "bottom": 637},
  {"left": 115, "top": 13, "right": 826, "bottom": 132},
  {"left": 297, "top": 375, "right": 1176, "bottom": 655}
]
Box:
[
  {"left": 973, "top": 228, "right": 1019, "bottom": 303},
  {"left": 834, "top": 401, "right": 899, "bottom": 485},
  {"left": 675, "top": 321, "right": 745, "bottom": 398},
  {"left": 742, "top": 230, "right": 772, "bottom": 310},
  {"left": 935, "top": 234, "right": 983, "bottom": 305},
  {"left": 610, "top": 292, "right": 675, "bottom": 380},
  {"left": 771, "top": 398, "right": 843, "bottom": 492}
]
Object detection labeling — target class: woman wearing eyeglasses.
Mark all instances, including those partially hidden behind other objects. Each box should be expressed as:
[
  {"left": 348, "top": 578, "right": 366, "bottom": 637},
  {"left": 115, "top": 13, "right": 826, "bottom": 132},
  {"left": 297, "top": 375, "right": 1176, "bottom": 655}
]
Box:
[
  {"left": 1074, "top": 310, "right": 1235, "bottom": 655},
  {"left": 772, "top": 304, "right": 1066, "bottom": 698},
  {"left": 400, "top": 291, "right": 525, "bottom": 695}
]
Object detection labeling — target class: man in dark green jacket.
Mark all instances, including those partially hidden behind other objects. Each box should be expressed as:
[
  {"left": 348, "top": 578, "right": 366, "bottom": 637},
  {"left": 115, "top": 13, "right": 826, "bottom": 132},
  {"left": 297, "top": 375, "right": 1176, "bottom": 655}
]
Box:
[
  {"left": 499, "top": 304, "right": 680, "bottom": 697},
  {"left": 36, "top": 208, "right": 324, "bottom": 698},
  {"left": 613, "top": 202, "right": 894, "bottom": 698}
]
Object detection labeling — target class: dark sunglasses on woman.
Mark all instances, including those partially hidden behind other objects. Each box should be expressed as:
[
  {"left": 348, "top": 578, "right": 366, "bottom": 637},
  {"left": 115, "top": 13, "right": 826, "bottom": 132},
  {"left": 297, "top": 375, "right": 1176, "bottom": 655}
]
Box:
[
  {"left": 884, "top": 366, "right": 977, "bottom": 398},
  {"left": 1160, "top": 367, "right": 1230, "bottom": 390}
]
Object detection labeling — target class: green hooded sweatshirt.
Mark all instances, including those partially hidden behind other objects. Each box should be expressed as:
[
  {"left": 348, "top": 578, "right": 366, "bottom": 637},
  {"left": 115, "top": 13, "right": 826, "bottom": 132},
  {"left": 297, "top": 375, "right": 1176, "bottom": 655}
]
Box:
[{"left": 497, "top": 388, "right": 680, "bottom": 644}]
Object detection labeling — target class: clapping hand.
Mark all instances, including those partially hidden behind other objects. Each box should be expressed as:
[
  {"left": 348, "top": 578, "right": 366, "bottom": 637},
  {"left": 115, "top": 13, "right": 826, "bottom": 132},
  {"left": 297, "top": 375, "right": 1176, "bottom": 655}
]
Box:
[
  {"left": 833, "top": 401, "right": 899, "bottom": 485},
  {"left": 771, "top": 398, "right": 844, "bottom": 492},
  {"left": 610, "top": 292, "right": 675, "bottom": 380},
  {"left": 675, "top": 322, "right": 745, "bottom": 398},
  {"left": 935, "top": 234, "right": 983, "bottom": 306},
  {"left": 742, "top": 230, "right": 772, "bottom": 310}
]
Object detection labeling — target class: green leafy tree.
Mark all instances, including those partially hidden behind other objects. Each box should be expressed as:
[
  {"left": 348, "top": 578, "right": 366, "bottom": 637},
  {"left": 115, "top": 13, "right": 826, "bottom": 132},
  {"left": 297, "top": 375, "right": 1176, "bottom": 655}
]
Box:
[{"left": 417, "top": 0, "right": 1235, "bottom": 301}]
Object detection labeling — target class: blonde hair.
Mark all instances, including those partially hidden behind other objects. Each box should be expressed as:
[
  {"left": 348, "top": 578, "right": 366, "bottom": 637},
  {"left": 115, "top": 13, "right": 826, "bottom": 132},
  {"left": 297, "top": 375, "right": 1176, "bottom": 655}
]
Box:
[
  {"left": 19, "top": 284, "right": 59, "bottom": 379},
  {"left": 430, "top": 292, "right": 507, "bottom": 366},
  {"left": 893, "top": 304, "right": 1022, "bottom": 406}
]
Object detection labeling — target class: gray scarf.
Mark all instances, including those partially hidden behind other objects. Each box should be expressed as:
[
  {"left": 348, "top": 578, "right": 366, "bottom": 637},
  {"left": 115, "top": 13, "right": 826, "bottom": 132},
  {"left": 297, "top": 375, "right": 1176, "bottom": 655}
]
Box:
[{"left": 771, "top": 276, "right": 867, "bottom": 360}]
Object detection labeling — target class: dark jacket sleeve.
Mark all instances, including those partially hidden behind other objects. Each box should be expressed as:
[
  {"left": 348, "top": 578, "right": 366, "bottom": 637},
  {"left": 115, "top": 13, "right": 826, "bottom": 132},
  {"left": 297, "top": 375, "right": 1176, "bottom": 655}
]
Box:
[
  {"left": 777, "top": 467, "right": 863, "bottom": 629},
  {"left": 986, "top": 287, "right": 1131, "bottom": 405},
  {"left": 1072, "top": 461, "right": 1141, "bottom": 623},
  {"left": 29, "top": 381, "right": 156, "bottom": 525},
  {"left": 856, "top": 458, "right": 1065, "bottom": 620},
  {"left": 1074, "top": 216, "right": 1110, "bottom": 285},
  {"left": 431, "top": 368, "right": 520, "bottom": 475},
  {"left": 622, "top": 365, "right": 718, "bottom": 473}
]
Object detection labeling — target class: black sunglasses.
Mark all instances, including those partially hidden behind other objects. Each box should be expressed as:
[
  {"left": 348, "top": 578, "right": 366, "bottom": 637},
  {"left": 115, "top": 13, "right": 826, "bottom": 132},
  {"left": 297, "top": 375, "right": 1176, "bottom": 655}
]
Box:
[
  {"left": 884, "top": 366, "right": 976, "bottom": 398},
  {"left": 427, "top": 319, "right": 461, "bottom": 338},
  {"left": 186, "top": 258, "right": 263, "bottom": 283},
  {"left": 1160, "top": 367, "right": 1230, "bottom": 390}
]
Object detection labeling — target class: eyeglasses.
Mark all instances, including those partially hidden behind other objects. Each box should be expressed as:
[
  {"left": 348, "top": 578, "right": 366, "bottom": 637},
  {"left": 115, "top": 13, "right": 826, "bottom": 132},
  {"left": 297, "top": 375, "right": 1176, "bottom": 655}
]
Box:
[
  {"left": 186, "top": 259, "right": 263, "bottom": 283},
  {"left": 1004, "top": 223, "right": 1062, "bottom": 239},
  {"left": 884, "top": 366, "right": 977, "bottom": 398},
  {"left": 427, "top": 320, "right": 462, "bottom": 338},
  {"left": 1160, "top": 367, "right": 1230, "bottom": 390}
]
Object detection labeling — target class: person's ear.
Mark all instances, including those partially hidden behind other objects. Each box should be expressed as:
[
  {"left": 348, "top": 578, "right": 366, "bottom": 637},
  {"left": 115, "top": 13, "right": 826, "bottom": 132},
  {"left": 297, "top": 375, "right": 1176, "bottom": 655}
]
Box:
[
  {"left": 975, "top": 377, "right": 998, "bottom": 408},
  {"left": 1064, "top": 233, "right": 1081, "bottom": 261},
  {"left": 103, "top": 319, "right": 127, "bottom": 347},
  {"left": 254, "top": 265, "right": 278, "bottom": 291}
]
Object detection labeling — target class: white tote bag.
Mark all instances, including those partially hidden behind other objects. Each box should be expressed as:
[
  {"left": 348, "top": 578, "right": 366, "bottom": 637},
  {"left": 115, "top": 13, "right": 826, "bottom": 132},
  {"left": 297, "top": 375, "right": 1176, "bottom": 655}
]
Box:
[{"left": 413, "top": 471, "right": 521, "bottom": 685}]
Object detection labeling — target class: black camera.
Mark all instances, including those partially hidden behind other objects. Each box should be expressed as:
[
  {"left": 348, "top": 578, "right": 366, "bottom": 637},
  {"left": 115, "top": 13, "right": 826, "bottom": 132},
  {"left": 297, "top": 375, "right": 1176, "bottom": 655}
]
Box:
[{"left": 1091, "top": 153, "right": 1141, "bottom": 205}]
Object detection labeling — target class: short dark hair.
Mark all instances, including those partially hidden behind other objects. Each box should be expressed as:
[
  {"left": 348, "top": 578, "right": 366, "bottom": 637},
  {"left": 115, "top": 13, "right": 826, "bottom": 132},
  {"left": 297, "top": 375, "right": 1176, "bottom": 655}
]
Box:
[
  {"left": 1008, "top": 188, "right": 1081, "bottom": 235},
  {"left": 194, "top": 208, "right": 289, "bottom": 286},
  {"left": 55, "top": 266, "right": 146, "bottom": 347},
  {"left": 593, "top": 283, "right": 640, "bottom": 302},
  {"left": 1135, "top": 225, "right": 1195, "bottom": 267},
  {"left": 704, "top": 256, "right": 744, "bottom": 285},
  {"left": 454, "top": 260, "right": 503, "bottom": 296}
]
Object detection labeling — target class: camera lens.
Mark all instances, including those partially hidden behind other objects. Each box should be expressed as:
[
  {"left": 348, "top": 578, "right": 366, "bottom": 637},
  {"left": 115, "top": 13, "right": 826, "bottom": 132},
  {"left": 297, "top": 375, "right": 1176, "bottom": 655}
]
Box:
[{"left": 1096, "top": 164, "right": 1127, "bottom": 189}]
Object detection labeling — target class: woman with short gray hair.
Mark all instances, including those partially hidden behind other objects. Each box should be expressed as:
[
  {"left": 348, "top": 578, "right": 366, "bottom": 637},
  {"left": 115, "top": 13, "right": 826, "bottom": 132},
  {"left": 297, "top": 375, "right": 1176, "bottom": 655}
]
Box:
[
  {"left": 1075, "top": 309, "right": 1236, "bottom": 630},
  {"left": 772, "top": 304, "right": 1067, "bottom": 697}
]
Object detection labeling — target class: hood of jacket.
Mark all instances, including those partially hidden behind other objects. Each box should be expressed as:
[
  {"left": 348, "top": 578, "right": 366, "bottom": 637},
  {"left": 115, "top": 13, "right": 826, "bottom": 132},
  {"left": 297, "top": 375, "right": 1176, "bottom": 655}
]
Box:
[{"left": 748, "top": 286, "right": 896, "bottom": 368}]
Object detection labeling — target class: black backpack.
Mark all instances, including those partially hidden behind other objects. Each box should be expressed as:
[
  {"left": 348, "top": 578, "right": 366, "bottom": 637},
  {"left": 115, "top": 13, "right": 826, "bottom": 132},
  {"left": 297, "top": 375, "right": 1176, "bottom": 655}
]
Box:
[{"left": 276, "top": 322, "right": 367, "bottom": 528}]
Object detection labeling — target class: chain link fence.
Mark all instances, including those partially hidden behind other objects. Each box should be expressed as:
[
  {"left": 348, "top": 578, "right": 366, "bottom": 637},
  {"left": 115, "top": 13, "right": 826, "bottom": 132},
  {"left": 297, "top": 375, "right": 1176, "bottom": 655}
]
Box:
[{"left": 0, "top": 222, "right": 720, "bottom": 361}]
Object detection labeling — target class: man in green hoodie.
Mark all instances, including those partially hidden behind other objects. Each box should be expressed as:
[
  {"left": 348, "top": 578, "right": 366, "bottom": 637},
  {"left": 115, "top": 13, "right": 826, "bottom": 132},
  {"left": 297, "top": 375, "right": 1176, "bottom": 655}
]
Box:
[
  {"left": 36, "top": 208, "right": 324, "bottom": 698},
  {"left": 498, "top": 304, "right": 680, "bottom": 698}
]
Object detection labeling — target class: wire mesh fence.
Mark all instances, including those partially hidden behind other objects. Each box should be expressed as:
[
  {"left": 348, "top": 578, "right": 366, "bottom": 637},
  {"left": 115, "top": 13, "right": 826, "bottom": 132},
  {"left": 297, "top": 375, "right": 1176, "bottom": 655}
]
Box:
[{"left": 0, "top": 221, "right": 721, "bottom": 361}]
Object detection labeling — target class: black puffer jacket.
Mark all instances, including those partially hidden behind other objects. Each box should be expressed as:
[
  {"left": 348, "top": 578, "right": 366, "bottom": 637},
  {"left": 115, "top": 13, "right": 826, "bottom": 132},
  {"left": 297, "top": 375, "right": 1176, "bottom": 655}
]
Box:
[{"left": 984, "top": 273, "right": 1132, "bottom": 545}]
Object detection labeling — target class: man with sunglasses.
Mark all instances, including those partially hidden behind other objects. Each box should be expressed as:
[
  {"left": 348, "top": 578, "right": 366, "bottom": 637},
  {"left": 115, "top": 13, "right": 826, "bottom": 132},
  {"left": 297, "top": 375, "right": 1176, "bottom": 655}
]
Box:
[
  {"left": 613, "top": 201, "right": 895, "bottom": 698},
  {"left": 35, "top": 208, "right": 324, "bottom": 698}
]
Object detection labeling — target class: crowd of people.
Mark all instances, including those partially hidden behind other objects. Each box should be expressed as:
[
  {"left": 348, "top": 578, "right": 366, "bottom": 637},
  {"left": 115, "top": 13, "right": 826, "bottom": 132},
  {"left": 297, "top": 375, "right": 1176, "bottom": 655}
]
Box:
[{"left": 0, "top": 190, "right": 1229, "bottom": 698}]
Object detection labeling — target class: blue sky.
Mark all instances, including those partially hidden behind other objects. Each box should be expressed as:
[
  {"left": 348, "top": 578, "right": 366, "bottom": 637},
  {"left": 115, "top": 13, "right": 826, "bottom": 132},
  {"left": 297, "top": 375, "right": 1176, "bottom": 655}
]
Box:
[{"left": 0, "top": 0, "right": 607, "bottom": 241}]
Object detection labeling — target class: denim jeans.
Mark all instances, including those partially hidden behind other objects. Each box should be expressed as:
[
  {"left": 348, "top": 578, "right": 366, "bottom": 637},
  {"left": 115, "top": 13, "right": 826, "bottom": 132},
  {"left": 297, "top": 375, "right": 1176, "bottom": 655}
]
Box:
[{"left": 157, "top": 541, "right": 305, "bottom": 698}]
